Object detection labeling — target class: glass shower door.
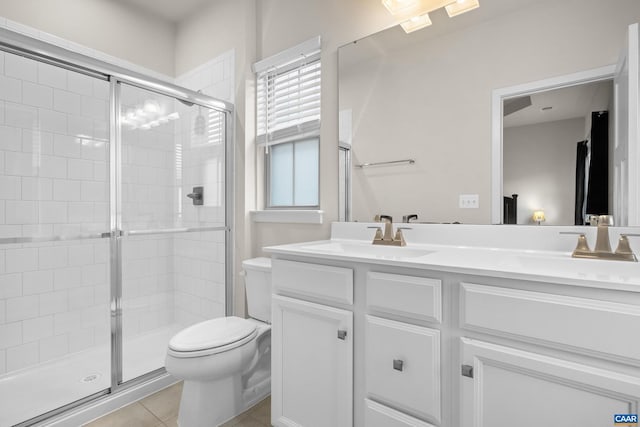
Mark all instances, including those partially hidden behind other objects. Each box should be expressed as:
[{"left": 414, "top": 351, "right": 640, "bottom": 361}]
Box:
[
  {"left": 0, "top": 52, "right": 111, "bottom": 426},
  {"left": 117, "top": 83, "right": 227, "bottom": 382}
]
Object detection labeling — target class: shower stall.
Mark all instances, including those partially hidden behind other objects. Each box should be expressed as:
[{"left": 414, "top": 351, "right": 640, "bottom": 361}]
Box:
[{"left": 0, "top": 28, "right": 234, "bottom": 426}]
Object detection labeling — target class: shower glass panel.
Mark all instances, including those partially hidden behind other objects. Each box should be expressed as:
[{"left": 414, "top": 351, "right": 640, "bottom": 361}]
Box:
[
  {"left": 118, "top": 83, "right": 227, "bottom": 382},
  {"left": 0, "top": 51, "right": 111, "bottom": 426}
]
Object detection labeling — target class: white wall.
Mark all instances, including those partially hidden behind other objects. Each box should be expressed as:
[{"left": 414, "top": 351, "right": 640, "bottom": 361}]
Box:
[
  {"left": 503, "top": 118, "right": 585, "bottom": 225},
  {"left": 247, "top": 0, "right": 396, "bottom": 256},
  {"left": 0, "top": 0, "right": 176, "bottom": 76}
]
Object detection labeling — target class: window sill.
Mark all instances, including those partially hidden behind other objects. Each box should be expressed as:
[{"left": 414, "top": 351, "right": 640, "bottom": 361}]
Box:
[{"left": 250, "top": 210, "right": 323, "bottom": 224}]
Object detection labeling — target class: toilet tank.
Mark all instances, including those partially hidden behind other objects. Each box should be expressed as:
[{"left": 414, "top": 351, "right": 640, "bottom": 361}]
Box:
[{"left": 242, "top": 257, "right": 272, "bottom": 323}]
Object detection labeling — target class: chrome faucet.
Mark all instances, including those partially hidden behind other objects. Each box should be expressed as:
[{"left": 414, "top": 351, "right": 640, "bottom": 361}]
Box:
[
  {"left": 562, "top": 215, "right": 638, "bottom": 262},
  {"left": 368, "top": 215, "right": 409, "bottom": 246}
]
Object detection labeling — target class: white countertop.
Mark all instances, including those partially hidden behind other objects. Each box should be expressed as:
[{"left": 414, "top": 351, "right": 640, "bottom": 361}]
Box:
[{"left": 264, "top": 223, "right": 640, "bottom": 292}]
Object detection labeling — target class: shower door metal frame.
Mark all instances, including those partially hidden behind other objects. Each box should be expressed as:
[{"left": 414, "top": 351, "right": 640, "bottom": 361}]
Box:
[{"left": 0, "top": 27, "right": 236, "bottom": 424}]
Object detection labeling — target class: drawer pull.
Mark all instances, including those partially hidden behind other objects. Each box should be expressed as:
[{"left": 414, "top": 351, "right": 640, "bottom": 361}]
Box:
[
  {"left": 461, "top": 364, "right": 474, "bottom": 378},
  {"left": 337, "top": 329, "right": 347, "bottom": 340},
  {"left": 393, "top": 359, "right": 404, "bottom": 372}
]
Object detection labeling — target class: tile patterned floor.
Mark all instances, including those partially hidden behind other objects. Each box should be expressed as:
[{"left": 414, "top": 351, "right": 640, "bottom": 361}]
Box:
[{"left": 84, "top": 382, "right": 271, "bottom": 427}]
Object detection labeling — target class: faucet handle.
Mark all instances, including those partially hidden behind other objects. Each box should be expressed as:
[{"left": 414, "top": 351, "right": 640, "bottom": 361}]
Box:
[
  {"left": 559, "top": 232, "right": 591, "bottom": 256},
  {"left": 367, "top": 226, "right": 383, "bottom": 241},
  {"left": 393, "top": 228, "right": 409, "bottom": 246},
  {"left": 616, "top": 234, "right": 640, "bottom": 262}
]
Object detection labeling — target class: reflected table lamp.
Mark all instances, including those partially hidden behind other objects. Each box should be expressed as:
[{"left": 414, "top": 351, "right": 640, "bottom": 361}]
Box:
[{"left": 532, "top": 210, "right": 546, "bottom": 225}]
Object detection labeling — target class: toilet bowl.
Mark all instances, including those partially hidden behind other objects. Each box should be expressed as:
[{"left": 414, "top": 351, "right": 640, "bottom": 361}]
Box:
[{"left": 165, "top": 257, "right": 272, "bottom": 427}]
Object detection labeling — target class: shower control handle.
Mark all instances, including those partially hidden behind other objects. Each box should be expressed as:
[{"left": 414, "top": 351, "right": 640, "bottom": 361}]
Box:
[
  {"left": 187, "top": 186, "right": 204, "bottom": 206},
  {"left": 337, "top": 330, "right": 347, "bottom": 340}
]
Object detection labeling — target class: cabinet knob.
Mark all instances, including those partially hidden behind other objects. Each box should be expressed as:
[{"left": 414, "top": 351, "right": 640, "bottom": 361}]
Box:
[
  {"left": 461, "top": 364, "right": 474, "bottom": 378},
  {"left": 337, "top": 330, "right": 347, "bottom": 340},
  {"left": 393, "top": 359, "right": 404, "bottom": 372}
]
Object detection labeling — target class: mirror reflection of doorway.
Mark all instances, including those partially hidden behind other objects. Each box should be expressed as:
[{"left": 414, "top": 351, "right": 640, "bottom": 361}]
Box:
[{"left": 502, "top": 79, "right": 613, "bottom": 225}]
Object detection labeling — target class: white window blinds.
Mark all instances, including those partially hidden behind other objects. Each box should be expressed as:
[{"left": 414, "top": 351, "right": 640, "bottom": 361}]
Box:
[{"left": 255, "top": 37, "right": 321, "bottom": 147}]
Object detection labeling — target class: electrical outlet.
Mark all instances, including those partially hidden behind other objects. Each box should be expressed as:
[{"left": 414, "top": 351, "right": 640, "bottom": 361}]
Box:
[{"left": 459, "top": 194, "right": 479, "bottom": 209}]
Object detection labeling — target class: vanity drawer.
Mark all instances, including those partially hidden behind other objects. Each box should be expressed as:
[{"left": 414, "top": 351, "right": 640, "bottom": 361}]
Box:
[
  {"left": 365, "top": 399, "right": 436, "bottom": 427},
  {"left": 461, "top": 282, "right": 640, "bottom": 362},
  {"left": 365, "top": 315, "right": 440, "bottom": 423},
  {"left": 367, "top": 272, "right": 441, "bottom": 323},
  {"left": 272, "top": 259, "right": 353, "bottom": 305}
]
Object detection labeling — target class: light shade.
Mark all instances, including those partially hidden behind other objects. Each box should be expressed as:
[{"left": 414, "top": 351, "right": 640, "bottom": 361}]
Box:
[
  {"left": 400, "top": 13, "right": 433, "bottom": 33},
  {"left": 382, "top": 0, "right": 421, "bottom": 15},
  {"left": 445, "top": 0, "right": 480, "bottom": 17},
  {"left": 383, "top": 0, "right": 456, "bottom": 16},
  {"left": 532, "top": 210, "right": 546, "bottom": 224}
]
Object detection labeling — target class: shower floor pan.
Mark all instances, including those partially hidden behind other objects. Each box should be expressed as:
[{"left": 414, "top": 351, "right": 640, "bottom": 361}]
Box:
[{"left": 0, "top": 324, "right": 181, "bottom": 427}]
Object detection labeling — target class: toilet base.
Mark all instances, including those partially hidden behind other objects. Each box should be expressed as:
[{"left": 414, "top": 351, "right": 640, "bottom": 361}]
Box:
[
  {"left": 176, "top": 376, "right": 271, "bottom": 427},
  {"left": 178, "top": 375, "right": 242, "bottom": 427}
]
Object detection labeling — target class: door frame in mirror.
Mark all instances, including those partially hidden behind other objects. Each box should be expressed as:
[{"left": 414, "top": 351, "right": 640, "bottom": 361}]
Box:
[{"left": 490, "top": 64, "right": 617, "bottom": 224}]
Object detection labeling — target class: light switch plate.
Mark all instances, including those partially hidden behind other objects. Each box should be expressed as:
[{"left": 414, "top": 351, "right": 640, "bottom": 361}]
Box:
[{"left": 459, "top": 194, "right": 479, "bottom": 209}]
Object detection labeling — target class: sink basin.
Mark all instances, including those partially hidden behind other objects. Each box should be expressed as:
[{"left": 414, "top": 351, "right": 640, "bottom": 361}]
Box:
[
  {"left": 297, "top": 241, "right": 435, "bottom": 260},
  {"left": 507, "top": 253, "right": 640, "bottom": 281}
]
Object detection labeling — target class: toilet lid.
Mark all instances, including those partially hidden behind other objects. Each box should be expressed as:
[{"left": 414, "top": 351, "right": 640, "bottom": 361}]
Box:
[{"left": 169, "top": 317, "right": 257, "bottom": 352}]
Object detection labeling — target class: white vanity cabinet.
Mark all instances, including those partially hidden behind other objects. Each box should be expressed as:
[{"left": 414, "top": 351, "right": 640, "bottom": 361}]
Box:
[
  {"left": 271, "top": 259, "right": 354, "bottom": 427},
  {"left": 459, "top": 281, "right": 640, "bottom": 427},
  {"left": 269, "top": 243, "right": 640, "bottom": 427},
  {"left": 271, "top": 258, "right": 443, "bottom": 427}
]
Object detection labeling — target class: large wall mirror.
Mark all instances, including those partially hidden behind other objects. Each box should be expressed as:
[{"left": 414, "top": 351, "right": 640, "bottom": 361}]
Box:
[{"left": 338, "top": 0, "right": 640, "bottom": 225}]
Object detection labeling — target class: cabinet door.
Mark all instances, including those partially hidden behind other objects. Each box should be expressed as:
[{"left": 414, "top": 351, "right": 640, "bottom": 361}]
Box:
[
  {"left": 272, "top": 295, "right": 353, "bottom": 427},
  {"left": 366, "top": 316, "right": 440, "bottom": 423},
  {"left": 461, "top": 338, "right": 640, "bottom": 427}
]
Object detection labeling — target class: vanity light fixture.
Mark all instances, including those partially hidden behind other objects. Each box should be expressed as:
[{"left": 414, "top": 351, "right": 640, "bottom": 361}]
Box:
[
  {"left": 383, "top": 0, "right": 453, "bottom": 16},
  {"left": 384, "top": 0, "right": 480, "bottom": 34},
  {"left": 400, "top": 13, "right": 433, "bottom": 33},
  {"left": 532, "top": 210, "right": 546, "bottom": 225},
  {"left": 445, "top": 0, "right": 480, "bottom": 17},
  {"left": 382, "top": 0, "right": 421, "bottom": 15}
]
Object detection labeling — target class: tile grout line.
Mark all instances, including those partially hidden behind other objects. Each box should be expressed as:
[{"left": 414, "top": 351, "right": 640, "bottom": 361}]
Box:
[{"left": 137, "top": 402, "right": 165, "bottom": 426}]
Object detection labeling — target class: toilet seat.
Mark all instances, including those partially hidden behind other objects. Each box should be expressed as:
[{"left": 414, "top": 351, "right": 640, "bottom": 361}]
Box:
[{"left": 168, "top": 317, "right": 258, "bottom": 358}]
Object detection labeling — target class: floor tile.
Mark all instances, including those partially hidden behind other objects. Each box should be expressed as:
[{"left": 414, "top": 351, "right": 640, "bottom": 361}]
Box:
[
  {"left": 140, "top": 382, "right": 183, "bottom": 422},
  {"left": 162, "top": 416, "right": 178, "bottom": 427},
  {"left": 249, "top": 396, "right": 270, "bottom": 424},
  {"left": 220, "top": 412, "right": 268, "bottom": 427},
  {"left": 83, "top": 402, "right": 163, "bottom": 427}
]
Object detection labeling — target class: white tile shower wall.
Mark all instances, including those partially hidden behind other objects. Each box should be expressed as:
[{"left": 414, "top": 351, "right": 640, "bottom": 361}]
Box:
[
  {"left": 172, "top": 54, "right": 232, "bottom": 325},
  {"left": 0, "top": 48, "right": 111, "bottom": 375},
  {"left": 121, "top": 235, "right": 174, "bottom": 339},
  {"left": 172, "top": 231, "right": 226, "bottom": 326},
  {"left": 175, "top": 50, "right": 235, "bottom": 103},
  {"left": 119, "top": 97, "right": 177, "bottom": 341}
]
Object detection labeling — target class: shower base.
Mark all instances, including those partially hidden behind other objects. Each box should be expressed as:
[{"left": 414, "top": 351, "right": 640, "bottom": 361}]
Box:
[{"left": 0, "top": 324, "right": 182, "bottom": 427}]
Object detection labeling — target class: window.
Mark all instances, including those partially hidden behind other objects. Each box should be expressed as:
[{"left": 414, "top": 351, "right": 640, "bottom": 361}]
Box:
[{"left": 254, "top": 37, "right": 321, "bottom": 209}]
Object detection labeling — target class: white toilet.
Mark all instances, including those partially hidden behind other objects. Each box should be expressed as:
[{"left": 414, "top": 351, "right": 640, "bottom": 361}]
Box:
[{"left": 165, "top": 257, "right": 272, "bottom": 427}]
